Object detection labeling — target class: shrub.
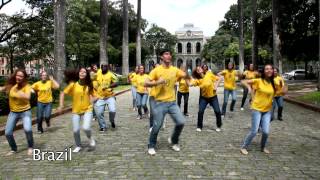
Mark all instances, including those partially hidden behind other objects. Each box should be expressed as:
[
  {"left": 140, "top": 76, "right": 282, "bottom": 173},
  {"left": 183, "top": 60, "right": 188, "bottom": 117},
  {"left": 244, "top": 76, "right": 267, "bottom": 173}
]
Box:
[{"left": 118, "top": 76, "right": 129, "bottom": 85}]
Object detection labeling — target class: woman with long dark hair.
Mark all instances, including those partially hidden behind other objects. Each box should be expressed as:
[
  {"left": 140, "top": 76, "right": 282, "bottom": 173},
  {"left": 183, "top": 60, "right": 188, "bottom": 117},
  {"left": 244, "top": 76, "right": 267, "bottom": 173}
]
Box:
[
  {"left": 1, "top": 69, "right": 34, "bottom": 156},
  {"left": 240, "top": 64, "right": 285, "bottom": 155},
  {"left": 191, "top": 66, "right": 223, "bottom": 132},
  {"left": 32, "top": 71, "right": 60, "bottom": 133},
  {"left": 58, "top": 67, "right": 96, "bottom": 153},
  {"left": 132, "top": 65, "right": 149, "bottom": 119},
  {"left": 128, "top": 66, "right": 139, "bottom": 111},
  {"left": 272, "top": 67, "right": 287, "bottom": 121}
]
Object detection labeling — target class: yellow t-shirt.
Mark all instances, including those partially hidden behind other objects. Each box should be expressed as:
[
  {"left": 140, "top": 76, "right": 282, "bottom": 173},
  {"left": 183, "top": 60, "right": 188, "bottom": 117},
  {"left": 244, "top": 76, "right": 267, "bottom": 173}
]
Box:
[
  {"left": 274, "top": 75, "right": 285, "bottom": 97},
  {"left": 178, "top": 79, "right": 189, "bottom": 93},
  {"left": 93, "top": 71, "right": 118, "bottom": 98},
  {"left": 221, "top": 70, "right": 237, "bottom": 90},
  {"left": 32, "top": 80, "right": 54, "bottom": 103},
  {"left": 251, "top": 79, "right": 275, "bottom": 112},
  {"left": 9, "top": 84, "right": 32, "bottom": 112},
  {"left": 243, "top": 70, "right": 257, "bottom": 79},
  {"left": 192, "top": 72, "right": 219, "bottom": 98},
  {"left": 133, "top": 74, "right": 149, "bottom": 94},
  {"left": 63, "top": 82, "right": 92, "bottom": 114},
  {"left": 148, "top": 65, "right": 185, "bottom": 102},
  {"left": 129, "top": 72, "right": 137, "bottom": 87}
]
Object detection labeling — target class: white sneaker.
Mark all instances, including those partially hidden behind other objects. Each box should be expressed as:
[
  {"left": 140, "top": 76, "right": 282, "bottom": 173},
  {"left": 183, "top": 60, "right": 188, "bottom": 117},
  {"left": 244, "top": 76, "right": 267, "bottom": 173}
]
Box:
[
  {"left": 168, "top": 137, "right": 172, "bottom": 144},
  {"left": 241, "top": 108, "right": 244, "bottom": 111},
  {"left": 90, "top": 138, "right": 96, "bottom": 147},
  {"left": 149, "top": 127, "right": 153, "bottom": 133},
  {"left": 215, "top": 128, "right": 221, "bottom": 132},
  {"left": 148, "top": 148, "right": 156, "bottom": 155},
  {"left": 72, "top": 146, "right": 81, "bottom": 153},
  {"left": 172, "top": 144, "right": 180, "bottom": 152},
  {"left": 196, "top": 128, "right": 202, "bottom": 132}
]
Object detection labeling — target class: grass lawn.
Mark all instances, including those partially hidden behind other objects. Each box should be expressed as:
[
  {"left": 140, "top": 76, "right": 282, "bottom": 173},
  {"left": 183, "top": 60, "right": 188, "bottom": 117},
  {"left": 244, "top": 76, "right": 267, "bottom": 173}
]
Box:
[
  {"left": 0, "top": 85, "right": 130, "bottom": 126},
  {"left": 296, "top": 91, "right": 320, "bottom": 106}
]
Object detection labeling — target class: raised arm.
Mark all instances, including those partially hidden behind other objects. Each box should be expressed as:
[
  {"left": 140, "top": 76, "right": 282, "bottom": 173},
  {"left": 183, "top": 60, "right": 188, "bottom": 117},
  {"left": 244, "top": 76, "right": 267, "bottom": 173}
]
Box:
[{"left": 49, "top": 76, "right": 60, "bottom": 89}]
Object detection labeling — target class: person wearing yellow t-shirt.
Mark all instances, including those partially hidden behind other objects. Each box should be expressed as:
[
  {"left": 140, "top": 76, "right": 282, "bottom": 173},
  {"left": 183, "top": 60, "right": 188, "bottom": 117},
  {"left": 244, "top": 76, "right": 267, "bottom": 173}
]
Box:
[
  {"left": 240, "top": 64, "right": 286, "bottom": 155},
  {"left": 145, "top": 49, "right": 187, "bottom": 156},
  {"left": 240, "top": 64, "right": 258, "bottom": 110},
  {"left": 191, "top": 66, "right": 223, "bottom": 132},
  {"left": 128, "top": 66, "right": 139, "bottom": 111},
  {"left": 93, "top": 64, "right": 118, "bottom": 132},
  {"left": 131, "top": 65, "right": 150, "bottom": 119},
  {"left": 218, "top": 62, "right": 241, "bottom": 116},
  {"left": 272, "top": 68, "right": 287, "bottom": 121},
  {"left": 177, "top": 65, "right": 190, "bottom": 116},
  {"left": 58, "top": 67, "right": 96, "bottom": 153},
  {"left": 32, "top": 71, "right": 59, "bottom": 133},
  {"left": 1, "top": 69, "right": 34, "bottom": 156},
  {"left": 148, "top": 63, "right": 160, "bottom": 132}
]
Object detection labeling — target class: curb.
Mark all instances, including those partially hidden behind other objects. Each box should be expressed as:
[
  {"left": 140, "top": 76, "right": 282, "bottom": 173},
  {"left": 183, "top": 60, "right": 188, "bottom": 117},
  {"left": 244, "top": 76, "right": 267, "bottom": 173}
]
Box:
[
  {"left": 0, "top": 88, "right": 131, "bottom": 136},
  {"left": 284, "top": 96, "right": 320, "bottom": 113}
]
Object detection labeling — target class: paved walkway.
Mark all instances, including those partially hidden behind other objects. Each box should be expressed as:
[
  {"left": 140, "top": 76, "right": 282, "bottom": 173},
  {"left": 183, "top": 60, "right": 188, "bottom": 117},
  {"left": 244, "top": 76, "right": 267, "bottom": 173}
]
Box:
[{"left": 0, "top": 87, "right": 319, "bottom": 179}]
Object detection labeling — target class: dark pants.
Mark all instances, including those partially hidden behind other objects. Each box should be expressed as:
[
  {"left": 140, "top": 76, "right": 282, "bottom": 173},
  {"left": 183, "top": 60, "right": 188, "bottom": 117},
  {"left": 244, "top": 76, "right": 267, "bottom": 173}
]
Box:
[
  {"left": 241, "top": 87, "right": 248, "bottom": 108},
  {"left": 177, "top": 91, "right": 189, "bottom": 115},
  {"left": 197, "top": 96, "right": 222, "bottom": 129},
  {"left": 36, "top": 102, "right": 52, "bottom": 132}
]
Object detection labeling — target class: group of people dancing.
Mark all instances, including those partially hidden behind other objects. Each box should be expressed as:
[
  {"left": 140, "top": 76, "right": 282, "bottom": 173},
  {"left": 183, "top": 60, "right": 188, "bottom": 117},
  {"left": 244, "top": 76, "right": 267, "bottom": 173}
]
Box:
[{"left": 0, "top": 48, "right": 287, "bottom": 157}]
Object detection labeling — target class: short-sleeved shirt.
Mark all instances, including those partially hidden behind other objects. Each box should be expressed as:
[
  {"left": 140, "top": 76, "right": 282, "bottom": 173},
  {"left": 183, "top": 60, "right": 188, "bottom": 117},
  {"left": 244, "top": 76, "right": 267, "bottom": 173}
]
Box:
[
  {"left": 221, "top": 70, "right": 237, "bottom": 90},
  {"left": 178, "top": 79, "right": 189, "bottom": 93},
  {"left": 129, "top": 72, "right": 137, "bottom": 87},
  {"left": 148, "top": 65, "right": 185, "bottom": 102},
  {"left": 274, "top": 75, "right": 285, "bottom": 97},
  {"left": 251, "top": 78, "right": 275, "bottom": 112},
  {"left": 133, "top": 74, "right": 149, "bottom": 94},
  {"left": 93, "top": 71, "right": 118, "bottom": 98},
  {"left": 63, "top": 82, "right": 92, "bottom": 114},
  {"left": 9, "top": 84, "right": 32, "bottom": 112},
  {"left": 32, "top": 80, "right": 54, "bottom": 103},
  {"left": 243, "top": 70, "right": 258, "bottom": 80},
  {"left": 192, "top": 72, "right": 219, "bottom": 98}
]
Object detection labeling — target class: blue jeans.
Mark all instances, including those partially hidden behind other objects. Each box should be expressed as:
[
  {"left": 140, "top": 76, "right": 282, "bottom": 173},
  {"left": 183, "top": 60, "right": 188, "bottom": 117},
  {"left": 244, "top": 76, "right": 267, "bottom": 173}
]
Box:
[
  {"left": 72, "top": 111, "right": 93, "bottom": 147},
  {"left": 198, "top": 96, "right": 222, "bottom": 129},
  {"left": 149, "top": 96, "right": 156, "bottom": 128},
  {"left": 131, "top": 86, "right": 137, "bottom": 108},
  {"left": 222, "top": 89, "right": 237, "bottom": 115},
  {"left": 5, "top": 110, "right": 33, "bottom": 151},
  {"left": 136, "top": 93, "right": 149, "bottom": 116},
  {"left": 36, "top": 102, "right": 52, "bottom": 132},
  {"left": 148, "top": 101, "right": 185, "bottom": 148},
  {"left": 94, "top": 97, "right": 116, "bottom": 129},
  {"left": 241, "top": 110, "right": 271, "bottom": 150},
  {"left": 272, "top": 96, "right": 284, "bottom": 120}
]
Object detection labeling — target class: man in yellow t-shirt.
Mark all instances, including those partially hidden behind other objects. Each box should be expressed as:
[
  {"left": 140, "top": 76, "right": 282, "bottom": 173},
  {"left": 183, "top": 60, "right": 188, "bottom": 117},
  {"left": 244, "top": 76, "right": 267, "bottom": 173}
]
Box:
[
  {"left": 240, "top": 64, "right": 258, "bottom": 110},
  {"left": 128, "top": 66, "right": 139, "bottom": 111},
  {"left": 32, "top": 71, "right": 60, "bottom": 133},
  {"left": 145, "top": 49, "right": 187, "bottom": 156},
  {"left": 218, "top": 62, "right": 241, "bottom": 116},
  {"left": 93, "top": 64, "right": 118, "bottom": 132}
]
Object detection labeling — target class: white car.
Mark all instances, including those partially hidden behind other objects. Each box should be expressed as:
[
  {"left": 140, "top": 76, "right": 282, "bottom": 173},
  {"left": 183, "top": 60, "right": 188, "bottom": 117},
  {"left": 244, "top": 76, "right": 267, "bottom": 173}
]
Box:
[{"left": 283, "top": 69, "right": 306, "bottom": 80}]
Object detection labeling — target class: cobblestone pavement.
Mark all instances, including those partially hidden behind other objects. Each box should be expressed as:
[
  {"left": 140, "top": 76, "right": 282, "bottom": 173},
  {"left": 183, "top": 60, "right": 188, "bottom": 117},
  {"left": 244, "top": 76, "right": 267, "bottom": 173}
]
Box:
[{"left": 0, "top": 87, "right": 319, "bottom": 179}]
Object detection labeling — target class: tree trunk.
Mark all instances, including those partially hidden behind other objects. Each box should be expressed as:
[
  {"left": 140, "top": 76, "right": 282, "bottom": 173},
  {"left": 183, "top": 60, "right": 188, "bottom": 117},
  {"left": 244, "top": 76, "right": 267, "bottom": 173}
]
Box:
[
  {"left": 238, "top": 0, "right": 245, "bottom": 72},
  {"left": 136, "top": 0, "right": 141, "bottom": 66},
  {"left": 100, "top": 0, "right": 108, "bottom": 65},
  {"left": 272, "top": 0, "right": 282, "bottom": 74},
  {"left": 122, "top": 0, "right": 129, "bottom": 75},
  {"left": 318, "top": 0, "right": 320, "bottom": 91},
  {"left": 9, "top": 51, "right": 13, "bottom": 73},
  {"left": 54, "top": 0, "right": 66, "bottom": 84},
  {"left": 251, "top": 0, "right": 258, "bottom": 69}
]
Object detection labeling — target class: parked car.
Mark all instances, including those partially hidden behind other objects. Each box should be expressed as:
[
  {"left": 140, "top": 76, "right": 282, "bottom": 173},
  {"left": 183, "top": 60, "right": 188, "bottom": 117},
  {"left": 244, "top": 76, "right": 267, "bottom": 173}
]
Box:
[{"left": 283, "top": 69, "right": 306, "bottom": 80}]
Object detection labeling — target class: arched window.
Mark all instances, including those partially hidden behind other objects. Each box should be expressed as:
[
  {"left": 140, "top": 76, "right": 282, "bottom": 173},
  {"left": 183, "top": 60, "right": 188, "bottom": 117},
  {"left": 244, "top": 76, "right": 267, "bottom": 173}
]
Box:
[
  {"left": 187, "top": 42, "right": 192, "bottom": 54},
  {"left": 177, "top": 59, "right": 183, "bottom": 68},
  {"left": 187, "top": 59, "right": 193, "bottom": 71},
  {"left": 177, "top": 43, "right": 182, "bottom": 53},
  {"left": 196, "top": 42, "right": 201, "bottom": 53},
  {"left": 196, "top": 58, "right": 201, "bottom": 66}
]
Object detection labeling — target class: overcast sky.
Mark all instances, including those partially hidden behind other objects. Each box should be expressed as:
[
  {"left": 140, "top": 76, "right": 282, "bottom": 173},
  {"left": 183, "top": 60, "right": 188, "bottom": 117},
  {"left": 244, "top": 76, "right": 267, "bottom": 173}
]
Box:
[{"left": 0, "top": 0, "right": 237, "bottom": 36}]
